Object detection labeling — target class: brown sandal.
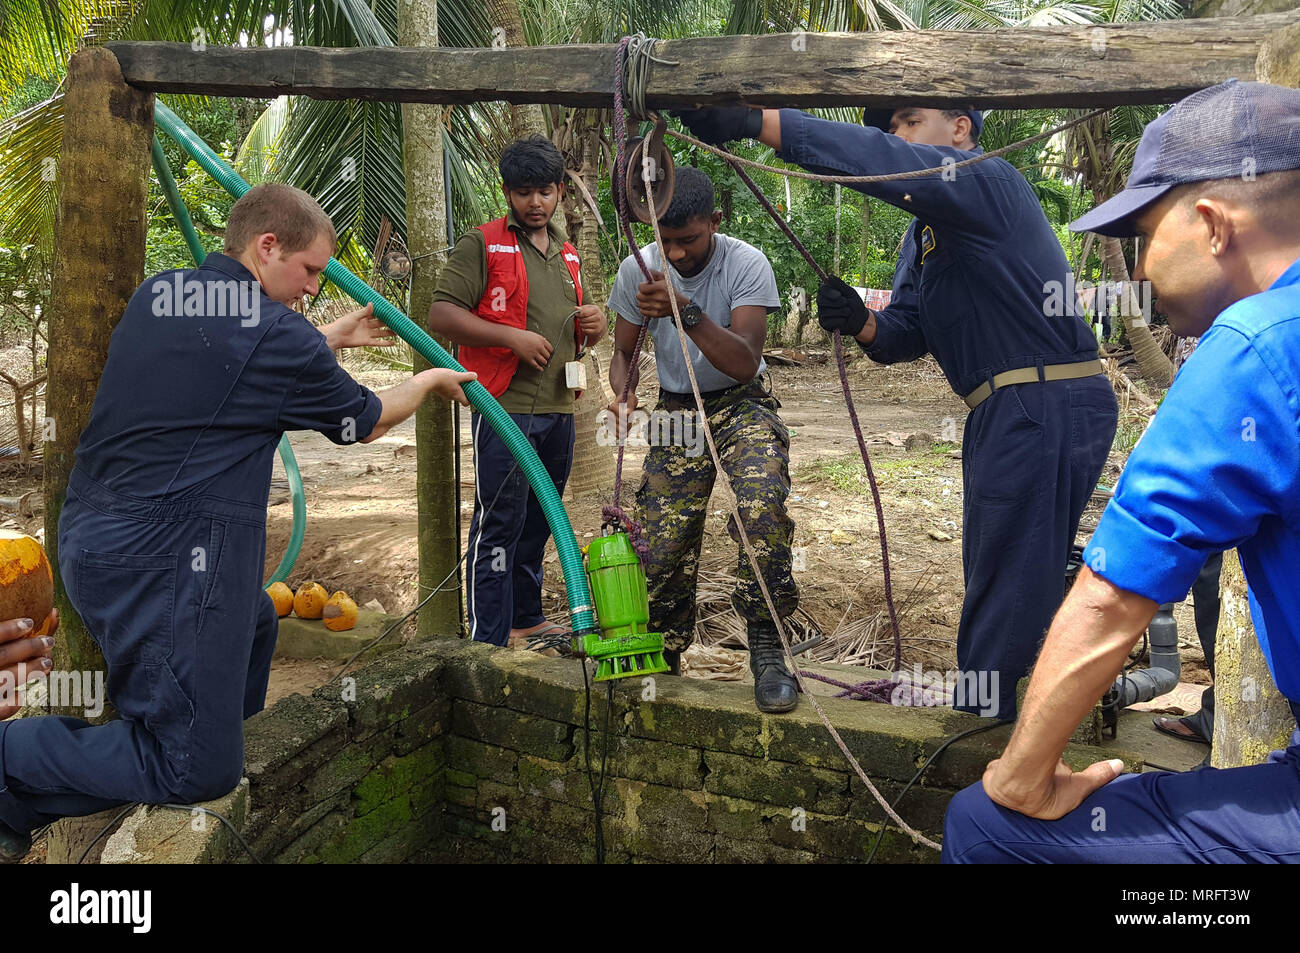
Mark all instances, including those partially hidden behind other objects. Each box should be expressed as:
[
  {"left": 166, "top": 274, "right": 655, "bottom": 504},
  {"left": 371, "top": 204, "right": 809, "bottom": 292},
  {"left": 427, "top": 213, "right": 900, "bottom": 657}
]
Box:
[{"left": 1152, "top": 716, "right": 1210, "bottom": 745}]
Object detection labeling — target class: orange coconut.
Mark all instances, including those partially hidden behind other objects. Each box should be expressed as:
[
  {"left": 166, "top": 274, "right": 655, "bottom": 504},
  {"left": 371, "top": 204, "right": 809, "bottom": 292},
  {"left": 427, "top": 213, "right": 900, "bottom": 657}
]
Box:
[
  {"left": 0, "top": 530, "right": 54, "bottom": 637},
  {"left": 293, "top": 581, "right": 329, "bottom": 619},
  {"left": 266, "top": 581, "right": 294, "bottom": 617},
  {"left": 322, "top": 591, "right": 358, "bottom": 632}
]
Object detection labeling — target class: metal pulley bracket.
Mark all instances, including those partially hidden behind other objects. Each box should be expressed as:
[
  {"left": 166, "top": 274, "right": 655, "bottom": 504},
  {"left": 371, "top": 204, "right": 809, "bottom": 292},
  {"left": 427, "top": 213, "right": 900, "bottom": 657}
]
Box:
[{"left": 619, "top": 118, "right": 675, "bottom": 224}]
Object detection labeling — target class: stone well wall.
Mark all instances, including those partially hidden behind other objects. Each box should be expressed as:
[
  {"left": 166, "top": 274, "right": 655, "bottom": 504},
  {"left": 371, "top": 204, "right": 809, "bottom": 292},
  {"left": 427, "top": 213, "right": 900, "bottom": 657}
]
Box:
[{"left": 113, "top": 636, "right": 1134, "bottom": 863}]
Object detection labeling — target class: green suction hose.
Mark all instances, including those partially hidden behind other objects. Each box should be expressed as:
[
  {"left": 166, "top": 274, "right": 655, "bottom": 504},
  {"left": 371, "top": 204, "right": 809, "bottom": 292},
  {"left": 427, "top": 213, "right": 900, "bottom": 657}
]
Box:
[
  {"left": 151, "top": 101, "right": 596, "bottom": 633},
  {"left": 149, "top": 134, "right": 307, "bottom": 587}
]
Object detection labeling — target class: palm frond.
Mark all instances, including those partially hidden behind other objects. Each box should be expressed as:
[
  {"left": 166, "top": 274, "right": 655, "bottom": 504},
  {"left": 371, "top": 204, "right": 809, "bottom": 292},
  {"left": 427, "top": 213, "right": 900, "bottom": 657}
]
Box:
[
  {"left": 0, "top": 94, "right": 62, "bottom": 256},
  {"left": 235, "top": 95, "right": 290, "bottom": 184}
]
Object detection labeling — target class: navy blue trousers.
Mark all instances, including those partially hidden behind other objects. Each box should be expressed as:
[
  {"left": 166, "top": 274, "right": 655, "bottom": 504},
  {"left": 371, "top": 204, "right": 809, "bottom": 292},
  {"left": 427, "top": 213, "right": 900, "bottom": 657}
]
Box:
[
  {"left": 958, "top": 376, "right": 1118, "bottom": 719},
  {"left": 0, "top": 469, "right": 277, "bottom": 834},
  {"left": 466, "top": 411, "right": 574, "bottom": 647},
  {"left": 943, "top": 729, "right": 1300, "bottom": 863}
]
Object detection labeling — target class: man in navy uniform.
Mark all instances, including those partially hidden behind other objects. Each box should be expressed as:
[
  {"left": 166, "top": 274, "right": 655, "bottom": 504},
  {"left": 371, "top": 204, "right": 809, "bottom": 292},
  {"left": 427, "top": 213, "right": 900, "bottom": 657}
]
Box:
[
  {"left": 676, "top": 105, "right": 1117, "bottom": 720},
  {"left": 0, "top": 183, "right": 475, "bottom": 860},
  {"left": 943, "top": 80, "right": 1300, "bottom": 863}
]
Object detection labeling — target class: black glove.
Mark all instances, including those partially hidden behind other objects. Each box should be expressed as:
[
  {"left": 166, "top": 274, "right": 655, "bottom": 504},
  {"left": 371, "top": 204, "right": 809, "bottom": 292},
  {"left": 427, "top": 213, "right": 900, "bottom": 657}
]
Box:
[
  {"left": 817, "top": 276, "right": 871, "bottom": 338},
  {"left": 672, "top": 108, "right": 764, "bottom": 146}
]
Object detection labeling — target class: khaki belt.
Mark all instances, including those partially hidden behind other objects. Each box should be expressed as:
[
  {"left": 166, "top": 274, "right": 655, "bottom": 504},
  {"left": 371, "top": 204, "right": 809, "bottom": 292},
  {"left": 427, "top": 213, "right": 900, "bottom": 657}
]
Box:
[{"left": 963, "top": 359, "right": 1105, "bottom": 411}]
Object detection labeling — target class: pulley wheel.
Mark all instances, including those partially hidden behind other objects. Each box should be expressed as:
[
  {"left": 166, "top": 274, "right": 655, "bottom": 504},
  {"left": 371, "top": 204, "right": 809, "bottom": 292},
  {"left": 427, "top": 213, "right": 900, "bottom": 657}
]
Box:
[{"left": 620, "top": 133, "right": 675, "bottom": 225}]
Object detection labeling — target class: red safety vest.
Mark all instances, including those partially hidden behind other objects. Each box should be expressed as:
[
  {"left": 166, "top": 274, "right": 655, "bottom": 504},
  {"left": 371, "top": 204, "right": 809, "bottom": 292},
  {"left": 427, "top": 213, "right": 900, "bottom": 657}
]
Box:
[{"left": 458, "top": 216, "right": 584, "bottom": 399}]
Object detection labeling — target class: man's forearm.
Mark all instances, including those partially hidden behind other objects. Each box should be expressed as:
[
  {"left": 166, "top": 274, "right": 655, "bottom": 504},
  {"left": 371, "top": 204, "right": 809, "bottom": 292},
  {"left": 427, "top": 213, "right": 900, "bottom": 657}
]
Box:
[
  {"left": 361, "top": 373, "right": 436, "bottom": 443},
  {"left": 997, "top": 568, "right": 1156, "bottom": 786},
  {"left": 609, "top": 347, "right": 636, "bottom": 401},
  {"left": 854, "top": 310, "right": 879, "bottom": 348},
  {"left": 685, "top": 317, "right": 760, "bottom": 382},
  {"left": 758, "top": 109, "right": 782, "bottom": 151},
  {"left": 428, "top": 301, "right": 519, "bottom": 349}
]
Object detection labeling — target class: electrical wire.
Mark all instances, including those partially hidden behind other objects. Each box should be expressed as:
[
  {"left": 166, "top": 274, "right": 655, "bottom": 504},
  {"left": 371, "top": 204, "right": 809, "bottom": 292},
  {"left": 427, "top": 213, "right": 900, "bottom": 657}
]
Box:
[
  {"left": 329, "top": 299, "right": 581, "bottom": 679},
  {"left": 76, "top": 803, "right": 263, "bottom": 865},
  {"left": 864, "top": 720, "right": 1010, "bottom": 864}
]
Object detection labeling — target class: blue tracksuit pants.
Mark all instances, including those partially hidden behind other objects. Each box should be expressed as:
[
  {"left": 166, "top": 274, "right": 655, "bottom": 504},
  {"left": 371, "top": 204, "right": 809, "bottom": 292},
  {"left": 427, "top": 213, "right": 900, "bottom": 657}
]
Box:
[{"left": 466, "top": 411, "right": 574, "bottom": 647}]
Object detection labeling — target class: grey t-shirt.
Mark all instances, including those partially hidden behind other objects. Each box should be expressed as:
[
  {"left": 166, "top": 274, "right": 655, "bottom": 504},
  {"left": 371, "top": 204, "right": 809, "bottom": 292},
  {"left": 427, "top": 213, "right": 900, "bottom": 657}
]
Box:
[{"left": 608, "top": 233, "right": 780, "bottom": 393}]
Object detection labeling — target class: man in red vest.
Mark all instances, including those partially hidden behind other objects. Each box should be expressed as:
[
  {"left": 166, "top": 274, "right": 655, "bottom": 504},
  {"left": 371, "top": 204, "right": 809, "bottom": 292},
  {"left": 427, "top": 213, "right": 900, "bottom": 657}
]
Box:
[{"left": 430, "top": 135, "right": 606, "bottom": 647}]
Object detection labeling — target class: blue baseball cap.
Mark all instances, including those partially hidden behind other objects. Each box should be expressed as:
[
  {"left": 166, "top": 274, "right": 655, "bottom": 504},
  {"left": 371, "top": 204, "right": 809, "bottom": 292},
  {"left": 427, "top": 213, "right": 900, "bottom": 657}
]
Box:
[
  {"left": 1071, "top": 80, "right": 1300, "bottom": 238},
  {"left": 861, "top": 106, "right": 984, "bottom": 143}
]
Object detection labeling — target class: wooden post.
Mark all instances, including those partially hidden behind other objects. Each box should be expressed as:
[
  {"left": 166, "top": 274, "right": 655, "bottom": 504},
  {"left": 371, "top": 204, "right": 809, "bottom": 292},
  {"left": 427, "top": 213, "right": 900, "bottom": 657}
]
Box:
[
  {"left": 1210, "top": 552, "right": 1295, "bottom": 766},
  {"left": 400, "top": 0, "right": 463, "bottom": 638},
  {"left": 42, "top": 46, "right": 153, "bottom": 862}
]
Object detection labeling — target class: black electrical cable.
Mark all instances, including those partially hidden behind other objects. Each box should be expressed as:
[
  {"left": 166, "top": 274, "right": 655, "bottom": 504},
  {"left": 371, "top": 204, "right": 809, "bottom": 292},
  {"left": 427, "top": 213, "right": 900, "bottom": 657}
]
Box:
[
  {"left": 580, "top": 662, "right": 617, "bottom": 864},
  {"left": 864, "top": 720, "right": 1011, "bottom": 864},
  {"left": 76, "top": 803, "right": 263, "bottom": 864}
]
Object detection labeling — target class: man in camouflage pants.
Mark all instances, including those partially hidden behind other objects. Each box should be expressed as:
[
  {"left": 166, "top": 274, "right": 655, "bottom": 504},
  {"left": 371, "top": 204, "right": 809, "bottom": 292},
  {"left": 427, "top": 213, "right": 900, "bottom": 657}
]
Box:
[{"left": 607, "top": 167, "right": 800, "bottom": 713}]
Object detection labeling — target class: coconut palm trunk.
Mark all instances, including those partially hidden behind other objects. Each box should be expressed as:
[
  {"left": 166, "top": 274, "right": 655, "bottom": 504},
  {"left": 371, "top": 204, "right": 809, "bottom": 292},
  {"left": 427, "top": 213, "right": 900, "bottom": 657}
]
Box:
[
  {"left": 483, "top": 0, "right": 547, "bottom": 141},
  {"left": 1100, "top": 234, "right": 1173, "bottom": 387},
  {"left": 400, "top": 0, "right": 462, "bottom": 636}
]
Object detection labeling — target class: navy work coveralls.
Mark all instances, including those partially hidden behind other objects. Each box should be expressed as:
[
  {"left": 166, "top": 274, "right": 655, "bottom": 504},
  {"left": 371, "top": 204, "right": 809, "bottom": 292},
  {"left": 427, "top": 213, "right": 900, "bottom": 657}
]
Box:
[
  {"left": 0, "top": 253, "right": 381, "bottom": 833},
  {"left": 776, "top": 111, "right": 1118, "bottom": 719}
]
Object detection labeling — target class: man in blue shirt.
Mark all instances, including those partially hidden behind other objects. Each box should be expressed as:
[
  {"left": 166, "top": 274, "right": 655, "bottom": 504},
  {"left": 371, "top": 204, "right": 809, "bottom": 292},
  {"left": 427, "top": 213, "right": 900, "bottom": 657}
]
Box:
[
  {"left": 677, "top": 103, "right": 1117, "bottom": 720},
  {"left": 0, "top": 183, "right": 475, "bottom": 861},
  {"left": 943, "top": 80, "right": 1300, "bottom": 862}
]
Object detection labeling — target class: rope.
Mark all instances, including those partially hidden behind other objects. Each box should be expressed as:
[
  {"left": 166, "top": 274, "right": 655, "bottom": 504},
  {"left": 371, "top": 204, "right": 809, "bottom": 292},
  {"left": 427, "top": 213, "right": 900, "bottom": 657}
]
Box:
[
  {"left": 798, "top": 669, "right": 898, "bottom": 702},
  {"left": 637, "top": 140, "right": 940, "bottom": 854},
  {"left": 666, "top": 108, "right": 1108, "bottom": 185},
  {"left": 715, "top": 144, "right": 902, "bottom": 676},
  {"left": 622, "top": 32, "right": 679, "bottom": 121}
]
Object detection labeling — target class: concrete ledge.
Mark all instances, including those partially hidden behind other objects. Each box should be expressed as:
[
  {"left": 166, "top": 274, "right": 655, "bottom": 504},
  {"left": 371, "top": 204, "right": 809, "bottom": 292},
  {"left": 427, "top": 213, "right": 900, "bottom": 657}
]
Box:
[
  {"left": 101, "top": 780, "right": 251, "bottom": 864},
  {"left": 273, "top": 609, "right": 408, "bottom": 660}
]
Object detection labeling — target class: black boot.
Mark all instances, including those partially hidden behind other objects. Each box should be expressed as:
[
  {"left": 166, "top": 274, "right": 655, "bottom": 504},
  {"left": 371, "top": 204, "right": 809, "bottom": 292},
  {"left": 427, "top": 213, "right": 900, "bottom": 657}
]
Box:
[
  {"left": 663, "top": 649, "right": 681, "bottom": 676},
  {"left": 0, "top": 822, "right": 31, "bottom": 863},
  {"left": 748, "top": 624, "right": 798, "bottom": 713}
]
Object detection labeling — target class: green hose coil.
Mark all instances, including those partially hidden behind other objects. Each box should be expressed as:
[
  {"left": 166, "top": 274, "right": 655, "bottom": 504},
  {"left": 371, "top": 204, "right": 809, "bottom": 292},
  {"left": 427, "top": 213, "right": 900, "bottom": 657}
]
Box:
[
  {"left": 152, "top": 101, "right": 596, "bottom": 633},
  {"left": 149, "top": 134, "right": 307, "bottom": 587}
]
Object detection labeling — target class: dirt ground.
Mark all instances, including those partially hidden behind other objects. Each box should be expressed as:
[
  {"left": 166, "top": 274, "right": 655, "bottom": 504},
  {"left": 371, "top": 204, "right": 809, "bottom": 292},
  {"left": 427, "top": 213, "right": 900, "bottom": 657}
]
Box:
[{"left": 0, "top": 340, "right": 1207, "bottom": 707}]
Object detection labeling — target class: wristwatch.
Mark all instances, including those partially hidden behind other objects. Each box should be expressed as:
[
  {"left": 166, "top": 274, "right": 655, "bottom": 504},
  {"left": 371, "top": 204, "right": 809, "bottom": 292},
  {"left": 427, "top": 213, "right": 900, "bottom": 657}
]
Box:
[{"left": 677, "top": 302, "right": 705, "bottom": 329}]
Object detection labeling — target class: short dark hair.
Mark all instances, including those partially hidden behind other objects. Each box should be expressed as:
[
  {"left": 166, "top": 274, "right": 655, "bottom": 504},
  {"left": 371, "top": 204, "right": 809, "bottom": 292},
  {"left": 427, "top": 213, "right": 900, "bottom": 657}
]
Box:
[
  {"left": 499, "top": 134, "right": 565, "bottom": 189},
  {"left": 659, "top": 166, "right": 714, "bottom": 228},
  {"left": 940, "top": 109, "right": 979, "bottom": 145},
  {"left": 1175, "top": 168, "right": 1300, "bottom": 236}
]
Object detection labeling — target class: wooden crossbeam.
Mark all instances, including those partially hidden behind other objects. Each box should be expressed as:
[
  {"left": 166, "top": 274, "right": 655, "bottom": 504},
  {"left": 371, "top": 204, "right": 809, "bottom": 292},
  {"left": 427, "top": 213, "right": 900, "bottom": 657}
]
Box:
[{"left": 108, "top": 12, "right": 1298, "bottom": 109}]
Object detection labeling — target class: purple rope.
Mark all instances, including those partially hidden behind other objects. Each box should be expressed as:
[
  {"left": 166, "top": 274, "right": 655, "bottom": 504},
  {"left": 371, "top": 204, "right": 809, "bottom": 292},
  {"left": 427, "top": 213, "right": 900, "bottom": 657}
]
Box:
[
  {"left": 610, "top": 37, "right": 657, "bottom": 516},
  {"left": 601, "top": 504, "right": 650, "bottom": 562},
  {"left": 798, "top": 669, "right": 898, "bottom": 703}
]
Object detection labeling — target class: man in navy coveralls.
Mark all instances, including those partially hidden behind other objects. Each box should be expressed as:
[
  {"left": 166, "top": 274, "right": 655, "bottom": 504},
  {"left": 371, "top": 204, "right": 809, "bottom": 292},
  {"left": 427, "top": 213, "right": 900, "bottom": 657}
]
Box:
[
  {"left": 676, "top": 104, "right": 1117, "bottom": 720},
  {"left": 0, "top": 183, "right": 475, "bottom": 859}
]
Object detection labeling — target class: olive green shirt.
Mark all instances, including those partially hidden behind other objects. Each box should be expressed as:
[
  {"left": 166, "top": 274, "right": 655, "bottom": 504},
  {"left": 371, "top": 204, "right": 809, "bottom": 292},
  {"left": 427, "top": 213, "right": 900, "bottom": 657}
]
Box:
[{"left": 433, "top": 209, "right": 579, "bottom": 415}]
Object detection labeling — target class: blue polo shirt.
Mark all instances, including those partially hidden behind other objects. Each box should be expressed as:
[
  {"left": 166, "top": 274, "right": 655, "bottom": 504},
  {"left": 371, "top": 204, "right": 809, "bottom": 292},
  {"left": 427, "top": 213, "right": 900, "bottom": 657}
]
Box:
[
  {"left": 72, "top": 252, "right": 382, "bottom": 508},
  {"left": 1084, "top": 257, "right": 1300, "bottom": 698},
  {"left": 776, "top": 110, "right": 1100, "bottom": 397}
]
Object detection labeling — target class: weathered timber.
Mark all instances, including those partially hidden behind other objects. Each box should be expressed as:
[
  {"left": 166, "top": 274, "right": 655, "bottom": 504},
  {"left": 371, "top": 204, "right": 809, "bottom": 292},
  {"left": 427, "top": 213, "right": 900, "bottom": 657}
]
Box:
[{"left": 107, "top": 12, "right": 1299, "bottom": 109}]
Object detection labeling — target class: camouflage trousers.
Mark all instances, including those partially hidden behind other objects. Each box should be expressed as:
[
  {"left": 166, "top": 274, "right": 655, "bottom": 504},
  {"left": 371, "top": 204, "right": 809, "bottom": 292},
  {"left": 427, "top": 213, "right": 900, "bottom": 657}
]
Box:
[{"left": 633, "top": 376, "right": 799, "bottom": 653}]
